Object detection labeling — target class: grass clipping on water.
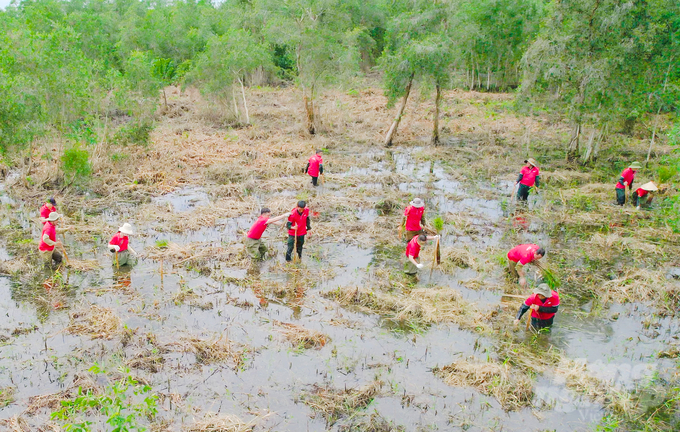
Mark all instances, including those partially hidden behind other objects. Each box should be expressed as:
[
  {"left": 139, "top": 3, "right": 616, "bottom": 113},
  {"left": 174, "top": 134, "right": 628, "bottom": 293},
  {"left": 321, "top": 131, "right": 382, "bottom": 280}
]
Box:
[
  {"left": 433, "top": 360, "right": 533, "bottom": 411},
  {"left": 302, "top": 381, "right": 382, "bottom": 424},
  {"left": 170, "top": 337, "right": 245, "bottom": 368}
]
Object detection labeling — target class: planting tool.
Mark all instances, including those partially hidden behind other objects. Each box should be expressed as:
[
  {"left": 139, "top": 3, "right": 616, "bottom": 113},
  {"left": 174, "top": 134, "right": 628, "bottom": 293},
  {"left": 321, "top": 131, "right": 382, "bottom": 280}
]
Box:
[
  {"left": 428, "top": 236, "right": 441, "bottom": 280},
  {"left": 510, "top": 183, "right": 518, "bottom": 204},
  {"left": 398, "top": 224, "right": 403, "bottom": 240},
  {"left": 60, "top": 244, "right": 70, "bottom": 266},
  {"left": 293, "top": 225, "right": 299, "bottom": 263},
  {"left": 525, "top": 309, "right": 531, "bottom": 330}
]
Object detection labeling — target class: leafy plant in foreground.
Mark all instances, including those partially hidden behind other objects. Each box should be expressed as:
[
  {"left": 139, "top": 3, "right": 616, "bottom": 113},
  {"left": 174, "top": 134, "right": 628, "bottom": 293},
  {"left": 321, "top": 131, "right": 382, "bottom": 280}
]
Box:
[{"left": 51, "top": 363, "right": 158, "bottom": 432}]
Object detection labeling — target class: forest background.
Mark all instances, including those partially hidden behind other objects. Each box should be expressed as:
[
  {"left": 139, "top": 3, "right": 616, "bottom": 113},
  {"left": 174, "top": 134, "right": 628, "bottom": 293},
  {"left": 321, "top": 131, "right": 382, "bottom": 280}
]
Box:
[{"left": 1, "top": 0, "right": 678, "bottom": 181}]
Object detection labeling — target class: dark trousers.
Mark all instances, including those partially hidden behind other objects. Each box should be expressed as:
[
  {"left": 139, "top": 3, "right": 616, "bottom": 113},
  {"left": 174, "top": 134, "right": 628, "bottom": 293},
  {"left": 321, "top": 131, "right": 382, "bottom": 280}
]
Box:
[
  {"left": 311, "top": 176, "right": 318, "bottom": 186},
  {"left": 616, "top": 188, "right": 626, "bottom": 205},
  {"left": 517, "top": 184, "right": 531, "bottom": 201},
  {"left": 286, "top": 234, "right": 305, "bottom": 261},
  {"left": 531, "top": 316, "right": 554, "bottom": 330}
]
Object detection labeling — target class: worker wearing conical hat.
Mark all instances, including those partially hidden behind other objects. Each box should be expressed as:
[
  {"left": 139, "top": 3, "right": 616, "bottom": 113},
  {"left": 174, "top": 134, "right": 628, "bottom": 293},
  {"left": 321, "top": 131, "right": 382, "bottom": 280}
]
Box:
[
  {"left": 615, "top": 162, "right": 642, "bottom": 205},
  {"left": 109, "top": 223, "right": 138, "bottom": 266},
  {"left": 515, "top": 158, "right": 540, "bottom": 202},
  {"left": 632, "top": 181, "right": 658, "bottom": 210}
]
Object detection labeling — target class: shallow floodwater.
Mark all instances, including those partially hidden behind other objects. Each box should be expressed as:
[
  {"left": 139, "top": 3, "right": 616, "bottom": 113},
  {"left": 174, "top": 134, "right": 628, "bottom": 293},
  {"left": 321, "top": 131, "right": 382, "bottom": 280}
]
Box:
[{"left": 0, "top": 146, "right": 674, "bottom": 431}]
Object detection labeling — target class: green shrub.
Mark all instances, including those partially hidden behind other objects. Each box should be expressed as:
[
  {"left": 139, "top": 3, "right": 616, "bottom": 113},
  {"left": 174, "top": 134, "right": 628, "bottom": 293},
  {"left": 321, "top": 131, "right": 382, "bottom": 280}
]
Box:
[
  {"left": 61, "top": 144, "right": 91, "bottom": 186},
  {"left": 113, "top": 122, "right": 153, "bottom": 146}
]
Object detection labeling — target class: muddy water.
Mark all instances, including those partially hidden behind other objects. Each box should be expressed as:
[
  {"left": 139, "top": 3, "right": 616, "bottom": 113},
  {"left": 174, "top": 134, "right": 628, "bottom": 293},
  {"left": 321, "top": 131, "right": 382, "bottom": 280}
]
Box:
[{"left": 0, "top": 146, "right": 674, "bottom": 431}]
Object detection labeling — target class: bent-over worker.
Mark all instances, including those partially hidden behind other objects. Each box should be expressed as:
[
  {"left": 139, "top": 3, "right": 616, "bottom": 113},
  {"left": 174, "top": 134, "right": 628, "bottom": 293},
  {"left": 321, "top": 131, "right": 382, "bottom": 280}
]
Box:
[
  {"left": 507, "top": 244, "right": 545, "bottom": 288},
  {"left": 516, "top": 158, "right": 540, "bottom": 202},
  {"left": 632, "top": 181, "right": 658, "bottom": 210},
  {"left": 109, "top": 223, "right": 137, "bottom": 266},
  {"left": 402, "top": 198, "right": 426, "bottom": 241},
  {"left": 39, "top": 212, "right": 64, "bottom": 268},
  {"left": 305, "top": 150, "right": 324, "bottom": 187},
  {"left": 404, "top": 233, "right": 440, "bottom": 276},
  {"left": 514, "top": 283, "right": 560, "bottom": 330},
  {"left": 246, "top": 208, "right": 287, "bottom": 260},
  {"left": 39, "top": 197, "right": 58, "bottom": 224},
  {"left": 286, "top": 201, "right": 311, "bottom": 262},
  {"left": 615, "top": 161, "right": 642, "bottom": 205}
]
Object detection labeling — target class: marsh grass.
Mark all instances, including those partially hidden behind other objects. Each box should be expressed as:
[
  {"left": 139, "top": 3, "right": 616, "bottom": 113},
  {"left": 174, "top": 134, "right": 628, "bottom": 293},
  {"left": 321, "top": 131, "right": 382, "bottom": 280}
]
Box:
[{"left": 274, "top": 321, "right": 329, "bottom": 350}]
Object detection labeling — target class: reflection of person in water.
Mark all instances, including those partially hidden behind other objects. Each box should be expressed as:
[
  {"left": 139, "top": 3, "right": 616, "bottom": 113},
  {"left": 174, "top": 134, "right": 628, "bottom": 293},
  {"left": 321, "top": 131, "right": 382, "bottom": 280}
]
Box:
[{"left": 113, "top": 266, "right": 132, "bottom": 289}]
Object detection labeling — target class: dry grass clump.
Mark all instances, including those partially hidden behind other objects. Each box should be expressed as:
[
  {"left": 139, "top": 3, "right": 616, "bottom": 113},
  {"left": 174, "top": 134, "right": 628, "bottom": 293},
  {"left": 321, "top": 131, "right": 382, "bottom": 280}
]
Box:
[
  {"left": 439, "top": 246, "right": 484, "bottom": 271},
  {"left": 0, "top": 416, "right": 38, "bottom": 432},
  {"left": 126, "top": 349, "right": 165, "bottom": 373},
  {"left": 146, "top": 242, "right": 248, "bottom": 269},
  {"left": 0, "top": 258, "right": 30, "bottom": 275},
  {"left": 433, "top": 360, "right": 533, "bottom": 411},
  {"left": 65, "top": 258, "right": 101, "bottom": 272},
  {"left": 326, "top": 286, "right": 493, "bottom": 332},
  {"left": 601, "top": 269, "right": 665, "bottom": 305},
  {"left": 302, "top": 381, "right": 382, "bottom": 424},
  {"left": 67, "top": 305, "right": 122, "bottom": 339},
  {"left": 170, "top": 337, "right": 244, "bottom": 367},
  {"left": 184, "top": 413, "right": 260, "bottom": 432},
  {"left": 274, "top": 321, "right": 329, "bottom": 349}
]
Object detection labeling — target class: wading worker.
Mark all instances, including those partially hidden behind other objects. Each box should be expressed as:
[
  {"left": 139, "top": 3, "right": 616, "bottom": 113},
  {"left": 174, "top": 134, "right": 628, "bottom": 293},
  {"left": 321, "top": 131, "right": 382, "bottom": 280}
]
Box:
[
  {"left": 38, "top": 212, "right": 64, "bottom": 267},
  {"left": 108, "top": 223, "right": 138, "bottom": 266},
  {"left": 246, "top": 208, "right": 288, "bottom": 260},
  {"left": 632, "top": 181, "right": 658, "bottom": 210},
  {"left": 39, "top": 197, "right": 58, "bottom": 224},
  {"left": 515, "top": 158, "right": 540, "bottom": 202},
  {"left": 402, "top": 198, "right": 426, "bottom": 241},
  {"left": 286, "top": 201, "right": 311, "bottom": 262},
  {"left": 404, "top": 233, "right": 440, "bottom": 276},
  {"left": 514, "top": 283, "right": 560, "bottom": 330},
  {"left": 305, "top": 149, "right": 324, "bottom": 186},
  {"left": 507, "top": 243, "right": 545, "bottom": 288},
  {"left": 615, "top": 161, "right": 642, "bottom": 205}
]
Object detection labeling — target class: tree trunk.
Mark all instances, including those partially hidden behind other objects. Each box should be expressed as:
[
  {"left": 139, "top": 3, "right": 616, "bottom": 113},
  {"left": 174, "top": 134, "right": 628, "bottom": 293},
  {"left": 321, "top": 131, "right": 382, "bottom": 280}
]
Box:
[
  {"left": 431, "top": 84, "right": 441, "bottom": 146},
  {"left": 486, "top": 66, "right": 491, "bottom": 91},
  {"left": 162, "top": 88, "right": 168, "bottom": 108},
  {"left": 384, "top": 72, "right": 415, "bottom": 147},
  {"left": 304, "top": 94, "right": 315, "bottom": 135},
  {"left": 581, "top": 128, "right": 598, "bottom": 165},
  {"left": 231, "top": 85, "right": 240, "bottom": 120},
  {"left": 238, "top": 77, "right": 250, "bottom": 125},
  {"left": 566, "top": 123, "right": 581, "bottom": 161}
]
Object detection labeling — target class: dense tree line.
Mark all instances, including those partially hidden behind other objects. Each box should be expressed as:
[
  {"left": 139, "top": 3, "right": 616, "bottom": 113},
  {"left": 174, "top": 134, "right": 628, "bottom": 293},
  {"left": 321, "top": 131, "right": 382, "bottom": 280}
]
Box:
[{"left": 0, "top": 0, "right": 677, "bottom": 166}]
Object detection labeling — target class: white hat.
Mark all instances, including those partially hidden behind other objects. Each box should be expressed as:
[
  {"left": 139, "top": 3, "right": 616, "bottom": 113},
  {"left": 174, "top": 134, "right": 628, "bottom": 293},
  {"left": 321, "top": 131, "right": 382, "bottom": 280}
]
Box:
[
  {"left": 533, "top": 283, "right": 552, "bottom": 298},
  {"left": 410, "top": 198, "right": 425, "bottom": 208},
  {"left": 118, "top": 223, "right": 134, "bottom": 235},
  {"left": 639, "top": 181, "right": 658, "bottom": 192},
  {"left": 46, "top": 211, "right": 62, "bottom": 222}
]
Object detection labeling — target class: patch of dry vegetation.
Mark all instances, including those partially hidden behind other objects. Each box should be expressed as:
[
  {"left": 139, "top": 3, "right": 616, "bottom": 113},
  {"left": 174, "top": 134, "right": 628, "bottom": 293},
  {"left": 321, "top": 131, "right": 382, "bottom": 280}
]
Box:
[
  {"left": 433, "top": 360, "right": 534, "bottom": 411},
  {"left": 26, "top": 374, "right": 100, "bottom": 415},
  {"left": 325, "top": 286, "right": 495, "bottom": 332},
  {"left": 0, "top": 386, "right": 16, "bottom": 407},
  {"left": 302, "top": 381, "right": 382, "bottom": 424},
  {"left": 67, "top": 305, "right": 122, "bottom": 339},
  {"left": 274, "top": 321, "right": 329, "bottom": 349}
]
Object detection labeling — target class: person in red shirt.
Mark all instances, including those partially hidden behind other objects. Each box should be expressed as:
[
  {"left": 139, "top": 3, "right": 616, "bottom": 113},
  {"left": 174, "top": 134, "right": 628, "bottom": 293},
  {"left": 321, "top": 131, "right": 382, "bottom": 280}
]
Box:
[
  {"left": 615, "top": 161, "right": 642, "bottom": 205},
  {"left": 305, "top": 150, "right": 324, "bottom": 186},
  {"left": 108, "top": 223, "right": 138, "bottom": 266},
  {"left": 631, "top": 181, "right": 658, "bottom": 210},
  {"left": 39, "top": 197, "right": 57, "bottom": 224},
  {"left": 514, "top": 283, "right": 560, "bottom": 330},
  {"left": 286, "top": 201, "right": 312, "bottom": 262},
  {"left": 404, "top": 233, "right": 440, "bottom": 275},
  {"left": 507, "top": 244, "right": 545, "bottom": 288},
  {"left": 38, "top": 211, "right": 63, "bottom": 267},
  {"left": 402, "top": 198, "right": 427, "bottom": 241},
  {"left": 515, "top": 158, "right": 540, "bottom": 202},
  {"left": 246, "top": 208, "right": 288, "bottom": 260}
]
